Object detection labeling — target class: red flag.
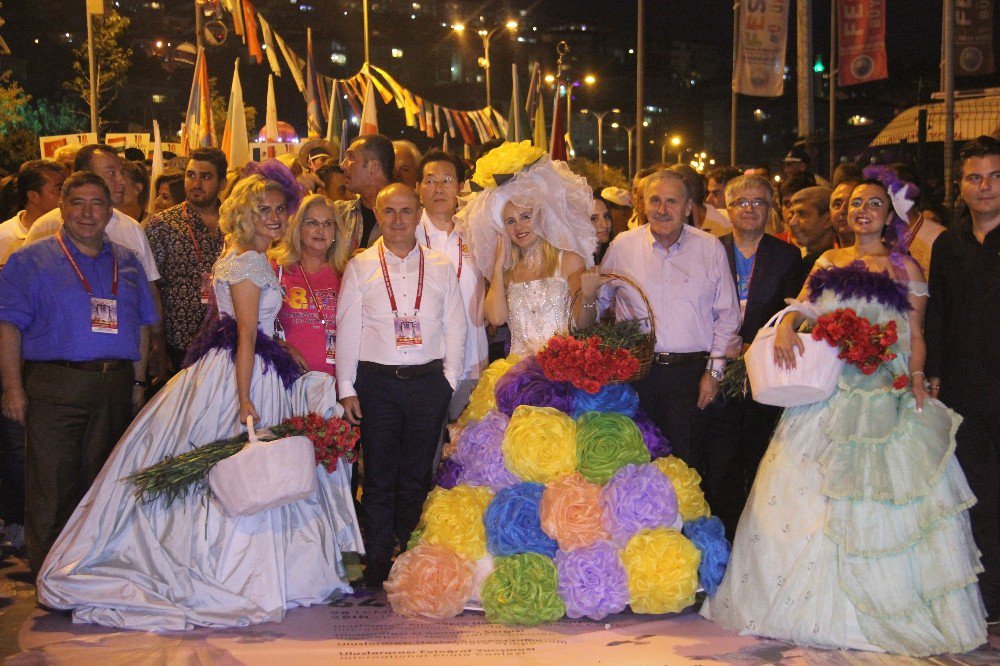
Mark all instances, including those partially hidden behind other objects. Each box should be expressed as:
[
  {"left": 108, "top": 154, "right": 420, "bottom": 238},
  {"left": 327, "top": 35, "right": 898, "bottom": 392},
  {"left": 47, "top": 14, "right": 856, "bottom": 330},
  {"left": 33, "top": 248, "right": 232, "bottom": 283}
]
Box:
[
  {"left": 242, "top": 0, "right": 263, "bottom": 64},
  {"left": 549, "top": 81, "right": 568, "bottom": 161},
  {"left": 838, "top": 0, "right": 888, "bottom": 86}
]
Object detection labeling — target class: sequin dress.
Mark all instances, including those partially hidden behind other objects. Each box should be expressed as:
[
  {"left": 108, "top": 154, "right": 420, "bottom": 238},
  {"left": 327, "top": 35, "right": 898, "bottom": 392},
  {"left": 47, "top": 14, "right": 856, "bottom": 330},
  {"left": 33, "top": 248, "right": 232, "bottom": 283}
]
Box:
[
  {"left": 507, "top": 276, "right": 571, "bottom": 357},
  {"left": 701, "top": 260, "right": 987, "bottom": 656},
  {"left": 37, "top": 249, "right": 363, "bottom": 631}
]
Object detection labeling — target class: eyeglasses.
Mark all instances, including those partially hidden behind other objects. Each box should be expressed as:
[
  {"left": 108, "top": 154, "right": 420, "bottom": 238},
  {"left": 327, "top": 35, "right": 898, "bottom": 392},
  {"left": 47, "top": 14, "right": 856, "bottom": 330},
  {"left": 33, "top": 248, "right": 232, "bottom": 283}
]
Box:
[
  {"left": 848, "top": 197, "right": 886, "bottom": 210},
  {"left": 422, "top": 176, "right": 457, "bottom": 187},
  {"left": 728, "top": 198, "right": 769, "bottom": 210}
]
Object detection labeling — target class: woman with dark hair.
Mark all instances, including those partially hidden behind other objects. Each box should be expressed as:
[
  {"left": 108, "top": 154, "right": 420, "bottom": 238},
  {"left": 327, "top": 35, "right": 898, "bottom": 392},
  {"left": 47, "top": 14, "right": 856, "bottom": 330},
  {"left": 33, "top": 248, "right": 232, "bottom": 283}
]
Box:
[
  {"left": 703, "top": 179, "right": 987, "bottom": 656},
  {"left": 121, "top": 160, "right": 150, "bottom": 224},
  {"left": 591, "top": 189, "right": 613, "bottom": 264},
  {"left": 152, "top": 171, "right": 186, "bottom": 213}
]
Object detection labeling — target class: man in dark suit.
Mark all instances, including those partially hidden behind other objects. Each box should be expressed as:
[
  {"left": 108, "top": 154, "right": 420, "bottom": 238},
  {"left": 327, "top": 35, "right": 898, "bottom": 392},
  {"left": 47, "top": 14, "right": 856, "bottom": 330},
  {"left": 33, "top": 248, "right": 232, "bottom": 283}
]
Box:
[{"left": 702, "top": 174, "right": 803, "bottom": 539}]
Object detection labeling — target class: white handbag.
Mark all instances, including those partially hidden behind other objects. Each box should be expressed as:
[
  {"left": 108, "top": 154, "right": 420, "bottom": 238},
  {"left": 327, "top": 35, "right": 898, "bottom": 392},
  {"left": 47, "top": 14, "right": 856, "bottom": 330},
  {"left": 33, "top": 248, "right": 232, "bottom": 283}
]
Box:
[
  {"left": 744, "top": 302, "right": 845, "bottom": 407},
  {"left": 209, "top": 417, "right": 318, "bottom": 517}
]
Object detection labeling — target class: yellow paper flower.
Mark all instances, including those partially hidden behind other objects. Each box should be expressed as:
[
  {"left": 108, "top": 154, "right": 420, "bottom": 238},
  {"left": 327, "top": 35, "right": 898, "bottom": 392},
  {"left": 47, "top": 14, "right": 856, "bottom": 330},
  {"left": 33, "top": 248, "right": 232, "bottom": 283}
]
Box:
[
  {"left": 421, "top": 484, "right": 495, "bottom": 560},
  {"left": 503, "top": 405, "right": 578, "bottom": 483},
  {"left": 472, "top": 141, "right": 546, "bottom": 190},
  {"left": 621, "top": 527, "right": 701, "bottom": 614},
  {"left": 458, "top": 355, "right": 519, "bottom": 425},
  {"left": 652, "top": 455, "right": 711, "bottom": 522}
]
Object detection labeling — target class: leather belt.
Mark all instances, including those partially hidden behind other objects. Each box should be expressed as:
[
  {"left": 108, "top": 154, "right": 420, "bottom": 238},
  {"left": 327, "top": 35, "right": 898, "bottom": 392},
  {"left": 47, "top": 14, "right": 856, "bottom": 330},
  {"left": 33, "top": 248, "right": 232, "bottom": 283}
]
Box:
[
  {"left": 359, "top": 359, "right": 444, "bottom": 380},
  {"left": 652, "top": 351, "right": 709, "bottom": 366},
  {"left": 34, "top": 359, "right": 132, "bottom": 372}
]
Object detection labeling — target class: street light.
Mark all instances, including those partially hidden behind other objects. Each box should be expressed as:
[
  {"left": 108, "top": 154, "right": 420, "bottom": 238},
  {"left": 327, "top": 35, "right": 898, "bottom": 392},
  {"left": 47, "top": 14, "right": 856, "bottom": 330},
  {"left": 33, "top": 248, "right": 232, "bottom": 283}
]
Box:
[
  {"left": 582, "top": 108, "right": 619, "bottom": 186},
  {"left": 455, "top": 20, "right": 518, "bottom": 110},
  {"left": 663, "top": 134, "right": 682, "bottom": 164}
]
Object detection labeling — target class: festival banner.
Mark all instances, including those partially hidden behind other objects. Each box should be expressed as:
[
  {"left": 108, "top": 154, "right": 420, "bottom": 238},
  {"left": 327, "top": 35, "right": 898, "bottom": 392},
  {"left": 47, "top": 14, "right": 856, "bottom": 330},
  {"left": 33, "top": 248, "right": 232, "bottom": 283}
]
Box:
[
  {"left": 955, "top": 0, "right": 994, "bottom": 76},
  {"left": 251, "top": 142, "right": 297, "bottom": 162},
  {"left": 837, "top": 0, "right": 889, "bottom": 86},
  {"left": 38, "top": 133, "right": 98, "bottom": 159},
  {"left": 733, "top": 0, "right": 790, "bottom": 97},
  {"left": 105, "top": 133, "right": 151, "bottom": 154}
]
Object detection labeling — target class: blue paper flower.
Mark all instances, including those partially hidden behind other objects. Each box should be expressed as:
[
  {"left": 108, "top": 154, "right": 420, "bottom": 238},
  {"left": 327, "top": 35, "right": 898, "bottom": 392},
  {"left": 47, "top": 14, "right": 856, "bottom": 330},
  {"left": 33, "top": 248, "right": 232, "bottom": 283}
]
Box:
[
  {"left": 484, "top": 482, "right": 558, "bottom": 558},
  {"left": 571, "top": 383, "right": 640, "bottom": 418},
  {"left": 682, "top": 516, "right": 731, "bottom": 596}
]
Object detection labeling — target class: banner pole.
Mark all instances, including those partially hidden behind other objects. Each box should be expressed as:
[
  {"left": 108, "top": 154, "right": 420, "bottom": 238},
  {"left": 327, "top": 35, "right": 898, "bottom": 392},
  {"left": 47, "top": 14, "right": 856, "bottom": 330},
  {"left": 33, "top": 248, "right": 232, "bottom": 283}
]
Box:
[{"left": 829, "top": 0, "right": 837, "bottom": 177}]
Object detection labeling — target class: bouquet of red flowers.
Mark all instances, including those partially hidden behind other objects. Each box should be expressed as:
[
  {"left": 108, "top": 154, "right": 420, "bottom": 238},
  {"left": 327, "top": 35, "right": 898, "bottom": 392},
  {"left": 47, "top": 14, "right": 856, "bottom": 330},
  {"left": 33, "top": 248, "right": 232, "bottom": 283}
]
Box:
[
  {"left": 271, "top": 413, "right": 360, "bottom": 473},
  {"left": 536, "top": 335, "right": 640, "bottom": 394},
  {"left": 810, "top": 308, "right": 898, "bottom": 375}
]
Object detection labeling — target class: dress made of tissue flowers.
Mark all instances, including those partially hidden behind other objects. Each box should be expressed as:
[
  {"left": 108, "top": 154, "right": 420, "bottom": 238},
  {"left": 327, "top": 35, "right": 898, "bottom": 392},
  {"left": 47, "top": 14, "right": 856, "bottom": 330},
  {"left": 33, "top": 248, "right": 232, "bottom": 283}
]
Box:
[{"left": 702, "top": 260, "right": 987, "bottom": 657}]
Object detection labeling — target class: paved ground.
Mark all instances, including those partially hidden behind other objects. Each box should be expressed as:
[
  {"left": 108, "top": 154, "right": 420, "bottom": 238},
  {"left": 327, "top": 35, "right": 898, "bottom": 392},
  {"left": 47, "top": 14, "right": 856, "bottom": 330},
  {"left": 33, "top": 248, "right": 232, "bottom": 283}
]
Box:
[{"left": 3, "top": 552, "right": 998, "bottom": 665}]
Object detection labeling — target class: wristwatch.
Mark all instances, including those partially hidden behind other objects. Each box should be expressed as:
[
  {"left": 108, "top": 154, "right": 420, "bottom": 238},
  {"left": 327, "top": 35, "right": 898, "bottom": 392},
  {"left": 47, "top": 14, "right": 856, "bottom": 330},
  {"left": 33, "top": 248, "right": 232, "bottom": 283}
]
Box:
[{"left": 706, "top": 369, "right": 723, "bottom": 382}]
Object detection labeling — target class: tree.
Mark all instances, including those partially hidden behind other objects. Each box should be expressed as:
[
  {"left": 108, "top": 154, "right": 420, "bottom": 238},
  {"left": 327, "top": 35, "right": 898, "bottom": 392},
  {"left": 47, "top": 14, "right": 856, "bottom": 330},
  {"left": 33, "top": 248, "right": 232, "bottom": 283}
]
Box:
[
  {"left": 0, "top": 127, "right": 39, "bottom": 176},
  {"left": 0, "top": 69, "right": 30, "bottom": 131},
  {"left": 64, "top": 10, "right": 132, "bottom": 122},
  {"left": 20, "top": 98, "right": 84, "bottom": 136}
]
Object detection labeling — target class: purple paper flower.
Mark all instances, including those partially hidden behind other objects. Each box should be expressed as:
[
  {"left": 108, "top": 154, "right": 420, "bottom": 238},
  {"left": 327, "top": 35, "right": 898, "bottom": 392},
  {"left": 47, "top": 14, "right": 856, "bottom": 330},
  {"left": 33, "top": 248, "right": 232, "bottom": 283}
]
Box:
[
  {"left": 571, "top": 383, "right": 640, "bottom": 418},
  {"left": 600, "top": 464, "right": 679, "bottom": 544},
  {"left": 454, "top": 411, "right": 520, "bottom": 490},
  {"left": 484, "top": 483, "right": 558, "bottom": 558},
  {"left": 432, "top": 458, "right": 464, "bottom": 489},
  {"left": 633, "top": 410, "right": 671, "bottom": 459},
  {"left": 807, "top": 261, "right": 911, "bottom": 313},
  {"left": 682, "top": 516, "right": 731, "bottom": 596},
  {"left": 494, "top": 357, "right": 575, "bottom": 416},
  {"left": 555, "top": 541, "right": 629, "bottom": 620}
]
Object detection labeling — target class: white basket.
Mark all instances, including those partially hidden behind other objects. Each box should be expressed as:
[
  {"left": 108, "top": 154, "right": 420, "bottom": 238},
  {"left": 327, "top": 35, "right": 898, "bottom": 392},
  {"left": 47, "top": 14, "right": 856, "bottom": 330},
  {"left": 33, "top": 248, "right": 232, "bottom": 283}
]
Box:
[
  {"left": 744, "top": 302, "right": 845, "bottom": 407},
  {"left": 209, "top": 417, "right": 318, "bottom": 517}
]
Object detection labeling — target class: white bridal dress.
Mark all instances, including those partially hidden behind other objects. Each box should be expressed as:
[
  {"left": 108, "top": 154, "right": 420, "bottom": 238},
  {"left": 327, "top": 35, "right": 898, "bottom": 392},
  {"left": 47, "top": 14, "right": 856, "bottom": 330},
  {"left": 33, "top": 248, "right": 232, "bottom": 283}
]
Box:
[{"left": 37, "top": 249, "right": 363, "bottom": 631}]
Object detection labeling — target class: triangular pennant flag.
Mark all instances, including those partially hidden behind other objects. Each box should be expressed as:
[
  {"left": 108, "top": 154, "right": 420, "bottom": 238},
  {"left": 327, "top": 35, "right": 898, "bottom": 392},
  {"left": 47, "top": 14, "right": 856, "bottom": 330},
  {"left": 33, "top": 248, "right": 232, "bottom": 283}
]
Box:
[
  {"left": 180, "top": 47, "right": 216, "bottom": 154},
  {"left": 359, "top": 67, "right": 379, "bottom": 136},
  {"left": 371, "top": 65, "right": 406, "bottom": 109},
  {"left": 366, "top": 69, "right": 395, "bottom": 105},
  {"left": 223, "top": 0, "right": 245, "bottom": 38},
  {"left": 147, "top": 120, "right": 163, "bottom": 216},
  {"left": 533, "top": 96, "right": 547, "bottom": 152},
  {"left": 340, "top": 119, "right": 349, "bottom": 161},
  {"left": 424, "top": 104, "right": 435, "bottom": 139},
  {"left": 258, "top": 16, "right": 282, "bottom": 76},
  {"left": 274, "top": 30, "right": 305, "bottom": 93},
  {"left": 242, "top": 0, "right": 263, "bottom": 64},
  {"left": 326, "top": 80, "right": 343, "bottom": 144},
  {"left": 444, "top": 108, "right": 457, "bottom": 138},
  {"left": 265, "top": 74, "right": 279, "bottom": 142},
  {"left": 433, "top": 104, "right": 443, "bottom": 134},
  {"left": 526, "top": 61, "right": 541, "bottom": 118},
  {"left": 221, "top": 59, "right": 251, "bottom": 170},
  {"left": 305, "top": 28, "right": 326, "bottom": 138},
  {"left": 491, "top": 109, "right": 508, "bottom": 139},
  {"left": 442, "top": 132, "right": 449, "bottom": 153},
  {"left": 549, "top": 80, "right": 567, "bottom": 161}
]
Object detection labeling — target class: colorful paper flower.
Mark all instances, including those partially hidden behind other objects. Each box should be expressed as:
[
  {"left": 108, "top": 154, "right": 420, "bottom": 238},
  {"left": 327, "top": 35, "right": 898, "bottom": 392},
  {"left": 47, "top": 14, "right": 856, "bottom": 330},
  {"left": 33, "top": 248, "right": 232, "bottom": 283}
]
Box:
[
  {"left": 503, "top": 405, "right": 577, "bottom": 483},
  {"left": 600, "top": 464, "right": 679, "bottom": 544},
  {"left": 539, "top": 472, "right": 609, "bottom": 552},
  {"left": 682, "top": 516, "right": 731, "bottom": 596},
  {"left": 621, "top": 527, "right": 701, "bottom": 614},
  {"left": 554, "top": 541, "right": 630, "bottom": 620},
  {"left": 453, "top": 410, "right": 520, "bottom": 490},
  {"left": 575, "top": 412, "right": 650, "bottom": 484},
  {"left": 571, "top": 383, "right": 640, "bottom": 418},
  {"left": 632, "top": 409, "right": 671, "bottom": 459},
  {"left": 432, "top": 458, "right": 463, "bottom": 489},
  {"left": 651, "top": 456, "right": 710, "bottom": 522},
  {"left": 495, "top": 356, "right": 575, "bottom": 416},
  {"left": 471, "top": 140, "right": 546, "bottom": 190},
  {"left": 385, "top": 543, "right": 475, "bottom": 619},
  {"left": 481, "top": 553, "right": 566, "bottom": 625},
  {"left": 421, "top": 484, "right": 495, "bottom": 560},
  {"left": 484, "top": 482, "right": 558, "bottom": 558},
  {"left": 458, "top": 356, "right": 519, "bottom": 424}
]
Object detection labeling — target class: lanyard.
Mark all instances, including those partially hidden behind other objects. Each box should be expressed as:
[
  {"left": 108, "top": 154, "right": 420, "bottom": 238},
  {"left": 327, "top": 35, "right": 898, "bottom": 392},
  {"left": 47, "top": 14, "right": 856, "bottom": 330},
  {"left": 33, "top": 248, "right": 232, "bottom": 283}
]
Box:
[
  {"left": 905, "top": 214, "right": 926, "bottom": 249},
  {"left": 422, "top": 222, "right": 463, "bottom": 279},
  {"left": 183, "top": 203, "right": 206, "bottom": 265},
  {"left": 378, "top": 242, "right": 424, "bottom": 315},
  {"left": 298, "top": 262, "right": 330, "bottom": 327},
  {"left": 56, "top": 231, "right": 117, "bottom": 297}
]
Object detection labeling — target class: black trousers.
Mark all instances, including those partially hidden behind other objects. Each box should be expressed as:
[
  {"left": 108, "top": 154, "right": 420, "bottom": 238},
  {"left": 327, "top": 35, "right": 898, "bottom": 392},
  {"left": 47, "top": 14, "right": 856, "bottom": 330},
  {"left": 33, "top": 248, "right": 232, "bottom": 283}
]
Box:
[
  {"left": 0, "top": 386, "right": 25, "bottom": 526},
  {"left": 354, "top": 363, "right": 452, "bottom": 581},
  {"left": 632, "top": 361, "right": 707, "bottom": 468},
  {"left": 952, "top": 410, "right": 999, "bottom": 618},
  {"left": 700, "top": 396, "right": 783, "bottom": 540}
]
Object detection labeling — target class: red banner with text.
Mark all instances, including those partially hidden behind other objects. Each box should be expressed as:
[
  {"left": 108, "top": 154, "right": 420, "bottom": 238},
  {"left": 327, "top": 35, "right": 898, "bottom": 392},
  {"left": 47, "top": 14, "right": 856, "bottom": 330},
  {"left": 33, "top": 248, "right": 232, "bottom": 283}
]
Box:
[{"left": 838, "top": 0, "right": 889, "bottom": 86}]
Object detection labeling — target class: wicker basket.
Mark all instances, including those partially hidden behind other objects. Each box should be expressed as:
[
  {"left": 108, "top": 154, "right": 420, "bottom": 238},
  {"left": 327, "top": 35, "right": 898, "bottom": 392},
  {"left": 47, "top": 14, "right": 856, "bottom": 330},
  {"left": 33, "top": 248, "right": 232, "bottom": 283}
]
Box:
[{"left": 570, "top": 272, "right": 656, "bottom": 384}]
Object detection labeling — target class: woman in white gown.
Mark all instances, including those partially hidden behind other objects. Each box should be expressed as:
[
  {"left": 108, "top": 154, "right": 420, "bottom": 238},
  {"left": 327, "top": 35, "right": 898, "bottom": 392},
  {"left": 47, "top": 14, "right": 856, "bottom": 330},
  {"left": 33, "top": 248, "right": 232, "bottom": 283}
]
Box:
[{"left": 36, "top": 175, "right": 363, "bottom": 632}]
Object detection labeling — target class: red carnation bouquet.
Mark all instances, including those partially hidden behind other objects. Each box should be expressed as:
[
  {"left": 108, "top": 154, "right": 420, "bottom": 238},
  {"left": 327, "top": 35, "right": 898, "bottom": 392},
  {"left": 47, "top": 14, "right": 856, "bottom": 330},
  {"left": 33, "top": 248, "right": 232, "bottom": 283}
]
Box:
[
  {"left": 810, "top": 308, "right": 898, "bottom": 376},
  {"left": 537, "top": 335, "right": 640, "bottom": 394},
  {"left": 271, "top": 413, "right": 360, "bottom": 473}
]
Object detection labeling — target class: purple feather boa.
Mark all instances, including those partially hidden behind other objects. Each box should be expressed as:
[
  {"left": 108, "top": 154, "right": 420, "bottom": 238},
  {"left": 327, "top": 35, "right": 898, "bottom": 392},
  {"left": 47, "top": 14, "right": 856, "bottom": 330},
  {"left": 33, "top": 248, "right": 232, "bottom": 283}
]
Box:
[
  {"left": 182, "top": 314, "right": 303, "bottom": 389},
  {"left": 807, "top": 261, "right": 911, "bottom": 313}
]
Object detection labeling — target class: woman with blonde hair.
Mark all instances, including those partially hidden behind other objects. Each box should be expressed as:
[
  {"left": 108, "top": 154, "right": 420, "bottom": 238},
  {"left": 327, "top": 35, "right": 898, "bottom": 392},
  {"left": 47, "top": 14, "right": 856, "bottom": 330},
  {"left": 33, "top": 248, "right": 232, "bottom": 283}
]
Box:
[
  {"left": 272, "top": 193, "right": 341, "bottom": 375},
  {"left": 36, "top": 175, "right": 363, "bottom": 631}
]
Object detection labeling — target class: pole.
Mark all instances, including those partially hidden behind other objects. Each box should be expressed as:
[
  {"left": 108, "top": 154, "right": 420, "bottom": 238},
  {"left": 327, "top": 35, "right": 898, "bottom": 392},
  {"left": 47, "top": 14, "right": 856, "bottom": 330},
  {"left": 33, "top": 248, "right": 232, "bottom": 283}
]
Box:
[
  {"left": 194, "top": 0, "right": 203, "bottom": 48},
  {"left": 87, "top": 7, "right": 98, "bottom": 135},
  {"left": 796, "top": 0, "right": 814, "bottom": 153},
  {"left": 730, "top": 1, "right": 739, "bottom": 165},
  {"left": 363, "top": 0, "right": 370, "bottom": 65},
  {"left": 635, "top": 0, "right": 645, "bottom": 170},
  {"left": 595, "top": 111, "right": 608, "bottom": 185},
  {"left": 828, "top": 0, "right": 837, "bottom": 177},
  {"left": 626, "top": 126, "right": 634, "bottom": 182},
  {"left": 482, "top": 31, "right": 492, "bottom": 110},
  {"left": 565, "top": 83, "right": 572, "bottom": 153},
  {"left": 942, "top": 0, "right": 955, "bottom": 210}
]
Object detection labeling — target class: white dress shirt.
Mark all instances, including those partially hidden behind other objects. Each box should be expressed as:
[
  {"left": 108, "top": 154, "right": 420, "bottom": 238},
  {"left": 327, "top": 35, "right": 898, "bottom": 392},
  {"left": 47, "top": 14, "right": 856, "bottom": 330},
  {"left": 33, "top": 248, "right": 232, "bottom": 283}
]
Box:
[
  {"left": 416, "top": 211, "right": 488, "bottom": 380},
  {"left": 336, "top": 238, "right": 467, "bottom": 398},
  {"left": 598, "top": 224, "right": 741, "bottom": 372},
  {"left": 0, "top": 212, "right": 29, "bottom": 266},
  {"left": 26, "top": 207, "right": 161, "bottom": 281}
]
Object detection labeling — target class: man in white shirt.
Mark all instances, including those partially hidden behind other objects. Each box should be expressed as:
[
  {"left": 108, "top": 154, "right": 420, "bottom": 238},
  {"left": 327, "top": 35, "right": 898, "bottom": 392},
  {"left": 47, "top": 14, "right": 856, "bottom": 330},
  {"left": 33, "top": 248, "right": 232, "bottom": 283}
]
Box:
[
  {"left": 0, "top": 160, "right": 65, "bottom": 267},
  {"left": 337, "top": 183, "right": 466, "bottom": 588},
  {"left": 415, "top": 150, "right": 487, "bottom": 420}
]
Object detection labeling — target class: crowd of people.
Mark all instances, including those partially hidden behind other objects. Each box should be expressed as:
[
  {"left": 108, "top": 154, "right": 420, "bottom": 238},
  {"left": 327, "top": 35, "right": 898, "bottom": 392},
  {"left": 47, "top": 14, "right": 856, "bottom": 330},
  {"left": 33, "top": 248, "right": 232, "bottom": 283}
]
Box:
[{"left": 0, "top": 130, "right": 995, "bottom": 655}]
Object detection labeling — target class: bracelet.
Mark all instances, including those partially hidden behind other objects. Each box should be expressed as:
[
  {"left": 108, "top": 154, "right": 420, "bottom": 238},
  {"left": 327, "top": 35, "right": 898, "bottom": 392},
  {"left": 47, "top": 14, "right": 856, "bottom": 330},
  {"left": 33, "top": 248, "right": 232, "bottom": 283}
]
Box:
[
  {"left": 580, "top": 300, "right": 597, "bottom": 310},
  {"left": 911, "top": 370, "right": 926, "bottom": 379}
]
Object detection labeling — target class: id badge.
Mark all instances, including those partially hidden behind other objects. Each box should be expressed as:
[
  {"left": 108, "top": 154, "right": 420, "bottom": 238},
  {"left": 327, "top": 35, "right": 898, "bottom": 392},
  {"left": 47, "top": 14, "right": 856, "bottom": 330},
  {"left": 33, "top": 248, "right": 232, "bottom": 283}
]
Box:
[
  {"left": 199, "top": 272, "right": 212, "bottom": 305},
  {"left": 394, "top": 315, "right": 423, "bottom": 351},
  {"left": 91, "top": 297, "right": 118, "bottom": 334},
  {"left": 325, "top": 328, "right": 337, "bottom": 365}
]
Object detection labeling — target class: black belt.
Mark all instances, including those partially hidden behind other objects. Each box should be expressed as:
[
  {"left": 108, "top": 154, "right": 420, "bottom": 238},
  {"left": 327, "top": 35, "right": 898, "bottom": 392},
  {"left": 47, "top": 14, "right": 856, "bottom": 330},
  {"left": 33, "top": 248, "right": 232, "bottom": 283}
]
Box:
[
  {"left": 359, "top": 359, "right": 444, "bottom": 380},
  {"left": 33, "top": 359, "right": 132, "bottom": 372},
  {"left": 652, "top": 351, "right": 709, "bottom": 366}
]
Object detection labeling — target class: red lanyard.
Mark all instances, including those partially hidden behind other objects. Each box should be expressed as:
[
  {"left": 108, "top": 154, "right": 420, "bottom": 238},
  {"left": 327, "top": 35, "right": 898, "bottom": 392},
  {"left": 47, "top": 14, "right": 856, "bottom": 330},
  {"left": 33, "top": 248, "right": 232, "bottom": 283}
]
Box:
[
  {"left": 183, "top": 203, "right": 206, "bottom": 265},
  {"left": 56, "top": 231, "right": 117, "bottom": 297},
  {"left": 298, "top": 262, "right": 330, "bottom": 327},
  {"left": 422, "top": 222, "right": 463, "bottom": 279},
  {"left": 905, "top": 214, "right": 926, "bottom": 248},
  {"left": 378, "top": 242, "right": 424, "bottom": 315}
]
